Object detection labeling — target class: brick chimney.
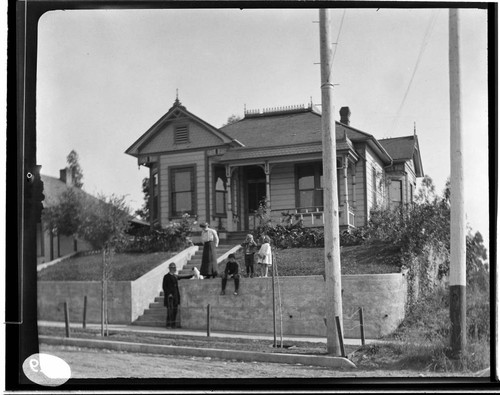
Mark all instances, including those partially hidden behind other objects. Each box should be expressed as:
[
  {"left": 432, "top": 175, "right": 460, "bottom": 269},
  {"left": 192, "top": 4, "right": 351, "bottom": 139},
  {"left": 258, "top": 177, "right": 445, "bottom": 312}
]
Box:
[
  {"left": 59, "top": 167, "right": 73, "bottom": 187},
  {"left": 339, "top": 106, "right": 351, "bottom": 125}
]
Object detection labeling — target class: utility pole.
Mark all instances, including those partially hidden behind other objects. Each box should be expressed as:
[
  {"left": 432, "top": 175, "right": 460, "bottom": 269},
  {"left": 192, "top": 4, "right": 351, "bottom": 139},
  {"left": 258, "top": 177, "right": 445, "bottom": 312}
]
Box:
[
  {"left": 319, "top": 8, "right": 343, "bottom": 355},
  {"left": 449, "top": 8, "right": 466, "bottom": 357}
]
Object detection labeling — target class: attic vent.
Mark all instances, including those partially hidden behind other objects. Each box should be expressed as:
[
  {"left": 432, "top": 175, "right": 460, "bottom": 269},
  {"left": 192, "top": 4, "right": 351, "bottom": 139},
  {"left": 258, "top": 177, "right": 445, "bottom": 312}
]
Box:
[{"left": 175, "top": 126, "right": 189, "bottom": 144}]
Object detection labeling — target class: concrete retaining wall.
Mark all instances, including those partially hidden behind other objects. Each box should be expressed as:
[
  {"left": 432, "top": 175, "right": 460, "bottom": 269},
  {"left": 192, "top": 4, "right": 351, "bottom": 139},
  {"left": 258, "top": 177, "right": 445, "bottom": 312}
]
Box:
[
  {"left": 37, "top": 246, "right": 199, "bottom": 324},
  {"left": 180, "top": 273, "right": 407, "bottom": 339}
]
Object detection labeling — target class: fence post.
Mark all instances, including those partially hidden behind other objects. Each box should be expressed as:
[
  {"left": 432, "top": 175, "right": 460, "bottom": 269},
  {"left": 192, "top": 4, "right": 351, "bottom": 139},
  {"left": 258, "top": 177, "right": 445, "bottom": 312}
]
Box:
[
  {"left": 82, "top": 296, "right": 87, "bottom": 329},
  {"left": 207, "top": 304, "right": 211, "bottom": 337},
  {"left": 64, "top": 301, "right": 70, "bottom": 338},
  {"left": 335, "top": 316, "right": 345, "bottom": 357},
  {"left": 359, "top": 307, "right": 365, "bottom": 346}
]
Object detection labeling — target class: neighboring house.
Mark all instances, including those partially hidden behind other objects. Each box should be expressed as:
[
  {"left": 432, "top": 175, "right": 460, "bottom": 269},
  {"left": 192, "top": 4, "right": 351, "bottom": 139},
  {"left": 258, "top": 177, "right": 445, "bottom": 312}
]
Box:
[
  {"left": 38, "top": 168, "right": 149, "bottom": 265},
  {"left": 37, "top": 168, "right": 94, "bottom": 265},
  {"left": 125, "top": 98, "right": 424, "bottom": 235}
]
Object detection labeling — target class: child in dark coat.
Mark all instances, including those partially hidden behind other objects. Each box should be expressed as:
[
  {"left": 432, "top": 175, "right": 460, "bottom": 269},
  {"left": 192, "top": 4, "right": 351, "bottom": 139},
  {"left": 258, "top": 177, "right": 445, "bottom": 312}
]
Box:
[
  {"left": 241, "top": 234, "right": 258, "bottom": 278},
  {"left": 220, "top": 253, "right": 240, "bottom": 296}
]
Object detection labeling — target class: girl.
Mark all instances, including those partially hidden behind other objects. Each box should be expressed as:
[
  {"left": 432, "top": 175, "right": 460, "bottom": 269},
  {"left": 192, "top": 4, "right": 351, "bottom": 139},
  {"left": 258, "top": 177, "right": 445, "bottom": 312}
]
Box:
[
  {"left": 241, "top": 234, "right": 258, "bottom": 278},
  {"left": 257, "top": 235, "right": 273, "bottom": 277}
]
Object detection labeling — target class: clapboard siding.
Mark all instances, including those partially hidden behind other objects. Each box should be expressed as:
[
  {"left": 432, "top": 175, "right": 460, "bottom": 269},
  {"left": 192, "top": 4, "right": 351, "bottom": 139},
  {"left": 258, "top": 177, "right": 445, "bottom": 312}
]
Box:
[
  {"left": 365, "top": 146, "right": 386, "bottom": 217},
  {"left": 140, "top": 120, "right": 224, "bottom": 154}
]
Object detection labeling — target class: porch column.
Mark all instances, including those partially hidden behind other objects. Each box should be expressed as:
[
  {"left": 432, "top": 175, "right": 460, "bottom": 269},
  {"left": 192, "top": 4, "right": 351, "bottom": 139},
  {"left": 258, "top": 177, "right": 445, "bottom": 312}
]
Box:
[
  {"left": 343, "top": 156, "right": 350, "bottom": 226},
  {"left": 265, "top": 161, "right": 271, "bottom": 218},
  {"left": 225, "top": 165, "right": 233, "bottom": 232}
]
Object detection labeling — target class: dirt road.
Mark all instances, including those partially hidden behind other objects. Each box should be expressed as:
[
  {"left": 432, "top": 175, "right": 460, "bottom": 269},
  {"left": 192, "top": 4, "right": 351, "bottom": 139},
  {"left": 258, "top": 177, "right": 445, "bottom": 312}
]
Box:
[{"left": 40, "top": 344, "right": 467, "bottom": 380}]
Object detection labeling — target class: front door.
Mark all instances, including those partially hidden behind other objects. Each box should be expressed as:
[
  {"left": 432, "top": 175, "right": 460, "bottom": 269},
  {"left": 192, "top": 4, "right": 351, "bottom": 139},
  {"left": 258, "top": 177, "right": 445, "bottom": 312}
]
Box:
[{"left": 243, "top": 166, "right": 266, "bottom": 230}]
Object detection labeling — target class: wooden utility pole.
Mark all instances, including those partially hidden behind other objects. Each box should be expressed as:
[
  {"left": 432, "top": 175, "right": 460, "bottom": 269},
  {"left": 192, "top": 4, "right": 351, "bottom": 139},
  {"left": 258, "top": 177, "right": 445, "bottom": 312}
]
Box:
[
  {"left": 449, "top": 8, "right": 466, "bottom": 357},
  {"left": 319, "top": 8, "right": 343, "bottom": 355}
]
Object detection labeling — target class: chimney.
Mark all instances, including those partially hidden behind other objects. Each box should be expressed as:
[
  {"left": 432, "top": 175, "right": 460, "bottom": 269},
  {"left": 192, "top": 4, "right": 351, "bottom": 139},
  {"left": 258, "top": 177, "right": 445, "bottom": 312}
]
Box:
[
  {"left": 339, "top": 106, "right": 351, "bottom": 125},
  {"left": 59, "top": 167, "right": 73, "bottom": 187}
]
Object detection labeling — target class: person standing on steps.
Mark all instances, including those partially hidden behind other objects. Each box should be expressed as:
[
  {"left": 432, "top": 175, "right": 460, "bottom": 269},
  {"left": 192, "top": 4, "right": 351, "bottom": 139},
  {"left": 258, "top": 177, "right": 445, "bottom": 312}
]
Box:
[
  {"left": 199, "top": 222, "right": 219, "bottom": 279},
  {"left": 162, "top": 262, "right": 193, "bottom": 328},
  {"left": 220, "top": 253, "right": 240, "bottom": 296}
]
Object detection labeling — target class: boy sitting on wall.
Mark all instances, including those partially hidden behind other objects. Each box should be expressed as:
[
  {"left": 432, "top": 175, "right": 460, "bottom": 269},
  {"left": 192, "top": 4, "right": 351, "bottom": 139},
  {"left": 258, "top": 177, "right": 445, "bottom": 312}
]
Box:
[{"left": 220, "top": 253, "right": 240, "bottom": 296}]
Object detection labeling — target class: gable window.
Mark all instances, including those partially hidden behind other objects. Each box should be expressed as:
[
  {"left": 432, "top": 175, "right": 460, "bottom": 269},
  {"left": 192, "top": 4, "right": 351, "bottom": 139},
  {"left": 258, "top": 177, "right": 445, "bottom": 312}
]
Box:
[
  {"left": 174, "top": 126, "right": 189, "bottom": 144},
  {"left": 214, "top": 166, "right": 227, "bottom": 216},
  {"left": 389, "top": 180, "right": 403, "bottom": 208},
  {"left": 170, "top": 166, "right": 196, "bottom": 217},
  {"left": 296, "top": 163, "right": 324, "bottom": 211}
]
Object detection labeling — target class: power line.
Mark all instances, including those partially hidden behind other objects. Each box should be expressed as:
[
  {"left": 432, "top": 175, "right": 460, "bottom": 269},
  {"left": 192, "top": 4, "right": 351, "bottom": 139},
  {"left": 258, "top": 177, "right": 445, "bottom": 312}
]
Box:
[
  {"left": 389, "top": 11, "right": 439, "bottom": 135},
  {"left": 328, "top": 9, "right": 347, "bottom": 82}
]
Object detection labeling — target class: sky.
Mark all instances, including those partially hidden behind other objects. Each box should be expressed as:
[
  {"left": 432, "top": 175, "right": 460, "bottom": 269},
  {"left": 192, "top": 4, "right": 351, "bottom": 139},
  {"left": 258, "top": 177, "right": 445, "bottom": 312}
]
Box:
[{"left": 35, "top": 7, "right": 490, "bottom": 246}]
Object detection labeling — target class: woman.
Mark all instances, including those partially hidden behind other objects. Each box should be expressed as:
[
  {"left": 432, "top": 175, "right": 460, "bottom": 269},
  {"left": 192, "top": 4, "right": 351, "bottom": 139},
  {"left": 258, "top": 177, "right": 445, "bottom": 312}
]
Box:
[
  {"left": 257, "top": 235, "right": 273, "bottom": 277},
  {"left": 199, "top": 222, "right": 219, "bottom": 279}
]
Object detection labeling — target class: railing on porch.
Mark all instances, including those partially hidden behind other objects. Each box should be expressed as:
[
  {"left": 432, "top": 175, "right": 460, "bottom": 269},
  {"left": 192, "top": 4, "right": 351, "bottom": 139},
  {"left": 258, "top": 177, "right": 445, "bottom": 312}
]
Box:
[{"left": 247, "top": 205, "right": 355, "bottom": 230}]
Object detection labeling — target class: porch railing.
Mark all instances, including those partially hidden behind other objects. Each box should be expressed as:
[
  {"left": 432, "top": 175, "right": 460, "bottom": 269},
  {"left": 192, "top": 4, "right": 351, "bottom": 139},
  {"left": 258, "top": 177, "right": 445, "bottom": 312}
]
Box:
[{"left": 247, "top": 205, "right": 355, "bottom": 230}]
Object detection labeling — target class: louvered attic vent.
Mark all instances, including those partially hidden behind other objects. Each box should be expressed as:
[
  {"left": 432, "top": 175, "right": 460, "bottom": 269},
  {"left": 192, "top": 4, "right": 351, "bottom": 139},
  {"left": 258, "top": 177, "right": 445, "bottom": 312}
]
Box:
[{"left": 175, "top": 126, "right": 189, "bottom": 144}]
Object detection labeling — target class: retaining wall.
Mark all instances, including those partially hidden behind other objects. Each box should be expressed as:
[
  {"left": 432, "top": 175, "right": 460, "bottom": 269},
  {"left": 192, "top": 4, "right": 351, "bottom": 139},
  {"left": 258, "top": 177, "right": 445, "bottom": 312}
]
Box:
[
  {"left": 180, "top": 273, "right": 407, "bottom": 339},
  {"left": 37, "top": 246, "right": 199, "bottom": 324}
]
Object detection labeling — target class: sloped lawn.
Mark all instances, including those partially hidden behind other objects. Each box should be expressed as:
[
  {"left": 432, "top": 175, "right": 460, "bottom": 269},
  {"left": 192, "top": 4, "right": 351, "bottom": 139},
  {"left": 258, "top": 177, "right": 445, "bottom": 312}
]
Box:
[
  {"left": 37, "top": 252, "right": 172, "bottom": 281},
  {"left": 38, "top": 242, "right": 402, "bottom": 282}
]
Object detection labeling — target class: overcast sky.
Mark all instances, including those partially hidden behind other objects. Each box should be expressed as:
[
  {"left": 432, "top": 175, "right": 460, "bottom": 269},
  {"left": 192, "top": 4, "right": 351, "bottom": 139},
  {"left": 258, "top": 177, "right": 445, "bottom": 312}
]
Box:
[{"left": 36, "top": 7, "right": 489, "bottom": 245}]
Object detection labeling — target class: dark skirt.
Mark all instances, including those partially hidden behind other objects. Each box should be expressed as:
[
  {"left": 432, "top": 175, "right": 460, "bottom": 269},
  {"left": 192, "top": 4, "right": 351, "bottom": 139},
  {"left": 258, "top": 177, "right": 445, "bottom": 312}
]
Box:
[{"left": 200, "top": 241, "right": 218, "bottom": 276}]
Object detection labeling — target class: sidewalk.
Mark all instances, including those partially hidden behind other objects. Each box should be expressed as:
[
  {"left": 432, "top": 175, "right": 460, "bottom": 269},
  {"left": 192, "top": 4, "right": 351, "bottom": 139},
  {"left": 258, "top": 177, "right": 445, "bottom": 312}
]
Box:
[{"left": 38, "top": 320, "right": 382, "bottom": 346}]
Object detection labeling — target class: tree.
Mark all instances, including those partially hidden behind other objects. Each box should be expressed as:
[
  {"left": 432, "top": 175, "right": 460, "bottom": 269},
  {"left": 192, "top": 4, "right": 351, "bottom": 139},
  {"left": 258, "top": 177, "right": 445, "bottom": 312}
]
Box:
[
  {"left": 415, "top": 174, "right": 436, "bottom": 204},
  {"left": 78, "top": 194, "right": 131, "bottom": 336},
  {"left": 42, "top": 188, "right": 83, "bottom": 237},
  {"left": 135, "top": 177, "right": 150, "bottom": 221},
  {"left": 67, "top": 150, "right": 84, "bottom": 188},
  {"left": 222, "top": 114, "right": 242, "bottom": 127}
]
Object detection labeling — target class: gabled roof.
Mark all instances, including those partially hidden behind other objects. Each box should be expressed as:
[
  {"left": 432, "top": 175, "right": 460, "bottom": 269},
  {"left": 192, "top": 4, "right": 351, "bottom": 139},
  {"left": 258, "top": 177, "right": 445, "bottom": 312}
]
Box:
[
  {"left": 126, "top": 99, "right": 242, "bottom": 157},
  {"left": 40, "top": 174, "right": 94, "bottom": 208},
  {"left": 221, "top": 107, "right": 392, "bottom": 165},
  {"left": 379, "top": 135, "right": 424, "bottom": 177}
]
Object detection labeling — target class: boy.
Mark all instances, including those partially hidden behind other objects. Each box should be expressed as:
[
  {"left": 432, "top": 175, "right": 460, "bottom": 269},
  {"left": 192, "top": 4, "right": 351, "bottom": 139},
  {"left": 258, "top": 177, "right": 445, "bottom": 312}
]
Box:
[{"left": 220, "top": 253, "right": 240, "bottom": 296}]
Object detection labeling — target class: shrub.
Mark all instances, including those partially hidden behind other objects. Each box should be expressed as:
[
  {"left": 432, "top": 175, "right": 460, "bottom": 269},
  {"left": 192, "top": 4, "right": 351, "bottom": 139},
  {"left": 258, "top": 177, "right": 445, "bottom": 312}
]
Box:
[{"left": 120, "top": 214, "right": 194, "bottom": 253}]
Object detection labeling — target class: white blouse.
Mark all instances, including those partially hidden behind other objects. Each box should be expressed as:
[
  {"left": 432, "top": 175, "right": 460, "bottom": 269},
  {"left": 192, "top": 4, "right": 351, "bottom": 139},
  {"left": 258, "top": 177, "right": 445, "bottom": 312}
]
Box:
[{"left": 201, "top": 228, "right": 219, "bottom": 247}]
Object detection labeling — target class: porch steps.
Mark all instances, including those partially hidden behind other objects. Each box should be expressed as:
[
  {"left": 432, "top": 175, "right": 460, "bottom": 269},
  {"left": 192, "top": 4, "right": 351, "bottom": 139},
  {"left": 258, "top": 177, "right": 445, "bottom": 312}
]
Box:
[
  {"left": 224, "top": 231, "right": 248, "bottom": 245},
  {"left": 131, "top": 244, "right": 236, "bottom": 327}
]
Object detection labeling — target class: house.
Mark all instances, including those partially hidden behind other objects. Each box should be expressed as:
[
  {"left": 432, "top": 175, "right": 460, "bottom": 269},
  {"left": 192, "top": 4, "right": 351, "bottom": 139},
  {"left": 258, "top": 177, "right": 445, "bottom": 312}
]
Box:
[
  {"left": 38, "top": 168, "right": 149, "bottom": 265},
  {"left": 125, "top": 97, "right": 424, "bottom": 237},
  {"left": 37, "top": 168, "right": 94, "bottom": 264}
]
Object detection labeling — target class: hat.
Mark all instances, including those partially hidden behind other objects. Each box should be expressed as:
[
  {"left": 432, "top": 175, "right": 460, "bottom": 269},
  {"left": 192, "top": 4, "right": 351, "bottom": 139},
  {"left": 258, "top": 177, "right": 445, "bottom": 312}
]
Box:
[
  {"left": 228, "top": 253, "right": 236, "bottom": 259},
  {"left": 169, "top": 262, "right": 176, "bottom": 269},
  {"left": 200, "top": 222, "right": 209, "bottom": 228}
]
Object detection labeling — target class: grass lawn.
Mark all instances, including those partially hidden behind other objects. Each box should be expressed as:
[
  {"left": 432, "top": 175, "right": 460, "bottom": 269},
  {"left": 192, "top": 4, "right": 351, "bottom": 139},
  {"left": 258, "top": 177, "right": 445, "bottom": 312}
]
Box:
[
  {"left": 37, "top": 252, "right": 172, "bottom": 281},
  {"left": 38, "top": 242, "right": 402, "bottom": 282}
]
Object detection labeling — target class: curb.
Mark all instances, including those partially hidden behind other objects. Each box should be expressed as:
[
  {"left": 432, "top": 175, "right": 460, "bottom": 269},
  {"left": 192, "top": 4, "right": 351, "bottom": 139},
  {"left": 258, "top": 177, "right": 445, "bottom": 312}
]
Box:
[{"left": 40, "top": 335, "right": 357, "bottom": 370}]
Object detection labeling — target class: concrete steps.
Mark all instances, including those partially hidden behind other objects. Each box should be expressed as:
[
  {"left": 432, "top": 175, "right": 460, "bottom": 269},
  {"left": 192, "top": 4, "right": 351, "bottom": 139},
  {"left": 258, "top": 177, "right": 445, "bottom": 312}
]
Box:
[{"left": 131, "top": 244, "right": 238, "bottom": 327}]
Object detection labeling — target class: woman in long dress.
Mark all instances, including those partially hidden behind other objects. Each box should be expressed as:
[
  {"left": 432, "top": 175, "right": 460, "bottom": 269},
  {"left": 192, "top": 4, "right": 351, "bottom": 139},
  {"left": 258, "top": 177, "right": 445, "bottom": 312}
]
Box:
[{"left": 199, "top": 222, "right": 219, "bottom": 278}]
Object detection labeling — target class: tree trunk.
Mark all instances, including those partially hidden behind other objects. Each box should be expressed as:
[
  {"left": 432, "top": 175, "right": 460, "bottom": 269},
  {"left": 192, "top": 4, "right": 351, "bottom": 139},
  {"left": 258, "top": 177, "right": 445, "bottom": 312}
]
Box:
[{"left": 101, "top": 249, "right": 105, "bottom": 337}]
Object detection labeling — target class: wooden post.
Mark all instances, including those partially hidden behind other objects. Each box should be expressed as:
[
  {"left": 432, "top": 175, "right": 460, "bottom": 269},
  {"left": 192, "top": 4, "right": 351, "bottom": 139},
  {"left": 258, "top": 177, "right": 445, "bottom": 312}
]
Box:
[
  {"left": 271, "top": 253, "right": 277, "bottom": 348},
  {"left": 359, "top": 307, "right": 366, "bottom": 346},
  {"left": 265, "top": 161, "right": 271, "bottom": 218},
  {"left": 82, "top": 295, "right": 87, "bottom": 329},
  {"left": 64, "top": 301, "right": 70, "bottom": 338},
  {"left": 225, "top": 166, "right": 233, "bottom": 232},
  {"left": 449, "top": 8, "right": 466, "bottom": 358},
  {"left": 206, "top": 304, "right": 211, "bottom": 337},
  {"left": 319, "top": 8, "right": 344, "bottom": 356},
  {"left": 335, "top": 316, "right": 345, "bottom": 357}
]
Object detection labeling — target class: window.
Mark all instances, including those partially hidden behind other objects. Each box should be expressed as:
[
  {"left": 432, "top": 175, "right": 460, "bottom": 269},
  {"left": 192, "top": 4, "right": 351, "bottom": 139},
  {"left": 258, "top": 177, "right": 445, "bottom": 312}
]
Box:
[
  {"left": 214, "top": 166, "right": 227, "bottom": 215},
  {"left": 170, "top": 166, "right": 195, "bottom": 216},
  {"left": 151, "top": 168, "right": 159, "bottom": 221},
  {"left": 174, "top": 126, "right": 189, "bottom": 144},
  {"left": 389, "top": 180, "right": 403, "bottom": 208},
  {"left": 296, "top": 163, "right": 323, "bottom": 211}
]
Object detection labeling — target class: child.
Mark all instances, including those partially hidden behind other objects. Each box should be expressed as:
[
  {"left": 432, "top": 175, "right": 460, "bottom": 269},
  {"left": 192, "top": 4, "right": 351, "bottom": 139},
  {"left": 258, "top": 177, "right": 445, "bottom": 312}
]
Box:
[
  {"left": 241, "top": 234, "right": 258, "bottom": 278},
  {"left": 220, "top": 253, "right": 240, "bottom": 295},
  {"left": 257, "top": 235, "right": 273, "bottom": 277}
]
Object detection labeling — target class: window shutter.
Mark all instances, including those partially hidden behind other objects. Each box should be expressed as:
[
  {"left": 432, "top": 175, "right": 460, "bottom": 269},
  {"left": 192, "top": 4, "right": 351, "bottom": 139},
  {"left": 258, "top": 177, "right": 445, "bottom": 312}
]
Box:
[{"left": 175, "top": 126, "right": 189, "bottom": 144}]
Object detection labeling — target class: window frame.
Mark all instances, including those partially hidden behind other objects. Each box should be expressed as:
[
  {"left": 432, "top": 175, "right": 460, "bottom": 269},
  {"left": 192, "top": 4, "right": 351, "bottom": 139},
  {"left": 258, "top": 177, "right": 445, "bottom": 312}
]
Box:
[
  {"left": 151, "top": 165, "right": 160, "bottom": 223},
  {"left": 169, "top": 165, "right": 197, "bottom": 218},
  {"left": 213, "top": 165, "right": 227, "bottom": 217},
  {"left": 295, "top": 162, "right": 324, "bottom": 212}
]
